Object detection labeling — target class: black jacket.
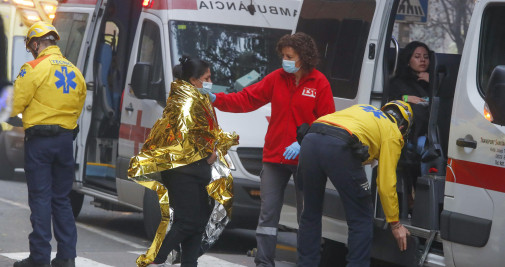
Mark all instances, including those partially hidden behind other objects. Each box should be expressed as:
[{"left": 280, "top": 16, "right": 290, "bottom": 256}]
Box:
[{"left": 389, "top": 73, "right": 430, "bottom": 144}]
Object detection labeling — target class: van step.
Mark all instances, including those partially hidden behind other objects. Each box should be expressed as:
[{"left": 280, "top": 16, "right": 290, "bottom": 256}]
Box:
[{"left": 374, "top": 218, "right": 443, "bottom": 242}]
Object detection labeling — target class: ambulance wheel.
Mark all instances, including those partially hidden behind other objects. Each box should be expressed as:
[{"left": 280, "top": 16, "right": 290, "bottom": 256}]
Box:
[
  {"left": 319, "top": 238, "right": 347, "bottom": 267},
  {"left": 143, "top": 188, "right": 162, "bottom": 241},
  {"left": 69, "top": 190, "right": 84, "bottom": 218}
]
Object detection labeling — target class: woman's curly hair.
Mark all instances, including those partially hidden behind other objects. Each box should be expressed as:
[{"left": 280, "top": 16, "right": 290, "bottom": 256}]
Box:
[{"left": 276, "top": 32, "right": 319, "bottom": 71}]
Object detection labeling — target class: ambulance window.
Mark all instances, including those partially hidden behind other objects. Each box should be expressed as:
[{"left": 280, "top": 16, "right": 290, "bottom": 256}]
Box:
[
  {"left": 168, "top": 21, "right": 288, "bottom": 93},
  {"left": 53, "top": 12, "right": 89, "bottom": 65},
  {"left": 478, "top": 5, "right": 505, "bottom": 96},
  {"left": 138, "top": 20, "right": 165, "bottom": 102},
  {"left": 297, "top": 0, "right": 376, "bottom": 99}
]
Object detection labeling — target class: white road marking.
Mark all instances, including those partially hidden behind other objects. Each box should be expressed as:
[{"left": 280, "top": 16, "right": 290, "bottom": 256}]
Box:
[
  {"left": 0, "top": 196, "right": 29, "bottom": 209},
  {"left": 129, "top": 251, "right": 248, "bottom": 267},
  {"left": 1, "top": 252, "right": 113, "bottom": 267},
  {"left": 0, "top": 198, "right": 247, "bottom": 266},
  {"left": 0, "top": 197, "right": 146, "bottom": 250}
]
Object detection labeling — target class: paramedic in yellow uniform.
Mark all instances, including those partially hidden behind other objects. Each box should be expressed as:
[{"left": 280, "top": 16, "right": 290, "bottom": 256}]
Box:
[
  {"left": 297, "top": 101, "right": 413, "bottom": 267},
  {"left": 11, "top": 21, "right": 86, "bottom": 267}
]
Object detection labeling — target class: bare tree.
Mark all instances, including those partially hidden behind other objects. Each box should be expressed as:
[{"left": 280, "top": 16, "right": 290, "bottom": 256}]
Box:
[{"left": 407, "top": 0, "right": 474, "bottom": 54}]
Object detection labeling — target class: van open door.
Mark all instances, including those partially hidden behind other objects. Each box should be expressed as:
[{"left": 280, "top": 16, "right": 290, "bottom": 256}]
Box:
[{"left": 54, "top": 0, "right": 142, "bottom": 215}]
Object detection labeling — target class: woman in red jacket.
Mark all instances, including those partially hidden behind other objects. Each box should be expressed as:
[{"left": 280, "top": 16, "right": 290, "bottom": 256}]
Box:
[{"left": 209, "top": 32, "right": 335, "bottom": 267}]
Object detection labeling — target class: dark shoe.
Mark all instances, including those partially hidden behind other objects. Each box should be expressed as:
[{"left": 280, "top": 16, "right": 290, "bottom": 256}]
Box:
[
  {"left": 13, "top": 257, "right": 50, "bottom": 267},
  {"left": 50, "top": 258, "right": 75, "bottom": 267}
]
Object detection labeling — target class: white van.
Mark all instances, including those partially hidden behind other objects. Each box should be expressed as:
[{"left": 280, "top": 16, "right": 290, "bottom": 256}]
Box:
[
  {"left": 276, "top": 0, "right": 505, "bottom": 266},
  {"left": 53, "top": 0, "right": 301, "bottom": 239}
]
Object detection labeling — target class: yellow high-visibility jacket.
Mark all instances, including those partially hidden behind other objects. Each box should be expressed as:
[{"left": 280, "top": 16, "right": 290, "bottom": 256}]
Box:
[
  {"left": 316, "top": 104, "right": 404, "bottom": 222},
  {"left": 11, "top": 46, "right": 86, "bottom": 130}
]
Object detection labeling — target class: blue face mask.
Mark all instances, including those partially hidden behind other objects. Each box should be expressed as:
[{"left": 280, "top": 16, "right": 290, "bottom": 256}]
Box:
[
  {"left": 198, "top": 80, "right": 213, "bottom": 95},
  {"left": 282, "top": 59, "right": 300, "bottom": 74}
]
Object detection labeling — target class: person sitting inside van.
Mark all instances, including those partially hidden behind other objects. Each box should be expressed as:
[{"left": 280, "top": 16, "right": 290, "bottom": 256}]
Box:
[{"left": 389, "top": 41, "right": 432, "bottom": 210}]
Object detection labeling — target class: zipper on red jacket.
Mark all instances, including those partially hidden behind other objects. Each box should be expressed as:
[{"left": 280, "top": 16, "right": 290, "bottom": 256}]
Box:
[{"left": 281, "top": 75, "right": 298, "bottom": 164}]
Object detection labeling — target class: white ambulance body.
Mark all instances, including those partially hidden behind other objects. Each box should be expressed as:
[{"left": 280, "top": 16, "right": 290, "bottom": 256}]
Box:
[
  {"left": 53, "top": 0, "right": 301, "bottom": 238},
  {"left": 275, "top": 0, "right": 505, "bottom": 266}
]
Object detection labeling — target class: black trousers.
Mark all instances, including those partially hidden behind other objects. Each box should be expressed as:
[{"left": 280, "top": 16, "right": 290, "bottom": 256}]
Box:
[
  {"left": 154, "top": 159, "right": 212, "bottom": 266},
  {"left": 297, "top": 133, "right": 373, "bottom": 267},
  {"left": 24, "top": 132, "right": 77, "bottom": 264}
]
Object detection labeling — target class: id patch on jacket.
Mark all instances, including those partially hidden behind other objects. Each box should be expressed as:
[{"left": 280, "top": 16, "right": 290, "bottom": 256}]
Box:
[
  {"left": 301, "top": 87, "right": 316, "bottom": 98},
  {"left": 49, "top": 59, "right": 73, "bottom": 67}
]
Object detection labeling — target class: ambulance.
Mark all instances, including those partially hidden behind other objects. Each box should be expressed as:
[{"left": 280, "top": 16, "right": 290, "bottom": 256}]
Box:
[
  {"left": 0, "top": 0, "right": 58, "bottom": 179},
  {"left": 275, "top": 0, "right": 505, "bottom": 266},
  {"left": 52, "top": 0, "right": 301, "bottom": 239}
]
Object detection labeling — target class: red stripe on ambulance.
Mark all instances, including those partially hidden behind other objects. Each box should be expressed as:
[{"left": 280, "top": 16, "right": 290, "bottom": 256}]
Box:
[
  {"left": 119, "top": 110, "right": 151, "bottom": 154},
  {"left": 447, "top": 158, "right": 505, "bottom": 193},
  {"left": 144, "top": 0, "right": 198, "bottom": 10}
]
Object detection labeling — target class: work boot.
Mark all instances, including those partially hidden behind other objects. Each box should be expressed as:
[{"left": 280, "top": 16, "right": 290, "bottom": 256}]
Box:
[
  {"left": 50, "top": 258, "right": 75, "bottom": 267},
  {"left": 13, "top": 257, "right": 50, "bottom": 267}
]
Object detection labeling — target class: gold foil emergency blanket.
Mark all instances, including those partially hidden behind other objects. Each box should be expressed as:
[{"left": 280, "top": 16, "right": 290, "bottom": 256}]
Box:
[{"left": 128, "top": 80, "right": 238, "bottom": 267}]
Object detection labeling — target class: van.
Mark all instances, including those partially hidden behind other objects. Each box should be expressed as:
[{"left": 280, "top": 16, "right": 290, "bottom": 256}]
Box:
[
  {"left": 0, "top": 0, "right": 58, "bottom": 179},
  {"left": 276, "top": 0, "right": 505, "bottom": 266},
  {"left": 52, "top": 0, "right": 301, "bottom": 239}
]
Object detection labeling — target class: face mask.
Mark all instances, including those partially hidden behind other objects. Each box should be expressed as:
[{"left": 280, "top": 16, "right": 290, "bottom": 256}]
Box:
[
  {"left": 198, "top": 81, "right": 213, "bottom": 95},
  {"left": 282, "top": 59, "right": 300, "bottom": 74}
]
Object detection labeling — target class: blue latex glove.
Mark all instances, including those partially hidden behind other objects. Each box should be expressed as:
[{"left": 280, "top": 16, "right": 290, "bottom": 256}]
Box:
[
  {"left": 209, "top": 93, "right": 216, "bottom": 103},
  {"left": 283, "top": 141, "right": 300, "bottom": 160}
]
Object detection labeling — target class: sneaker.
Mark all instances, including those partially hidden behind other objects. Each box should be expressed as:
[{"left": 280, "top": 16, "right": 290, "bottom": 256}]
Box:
[
  {"left": 50, "top": 258, "right": 75, "bottom": 267},
  {"left": 167, "top": 249, "right": 181, "bottom": 264},
  {"left": 13, "top": 257, "right": 50, "bottom": 267}
]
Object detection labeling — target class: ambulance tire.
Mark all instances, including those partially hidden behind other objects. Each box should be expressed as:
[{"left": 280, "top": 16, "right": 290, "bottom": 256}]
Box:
[
  {"left": 319, "top": 238, "right": 347, "bottom": 267},
  {"left": 0, "top": 136, "right": 15, "bottom": 180},
  {"left": 69, "top": 190, "right": 84, "bottom": 218},
  {"left": 143, "top": 188, "right": 162, "bottom": 241}
]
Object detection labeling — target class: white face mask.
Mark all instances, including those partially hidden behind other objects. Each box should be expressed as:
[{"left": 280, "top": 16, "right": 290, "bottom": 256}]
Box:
[
  {"left": 198, "top": 80, "right": 213, "bottom": 95},
  {"left": 282, "top": 59, "right": 300, "bottom": 73}
]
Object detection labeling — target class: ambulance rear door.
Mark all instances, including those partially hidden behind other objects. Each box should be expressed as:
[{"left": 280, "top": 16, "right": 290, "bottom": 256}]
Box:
[
  {"left": 443, "top": 1, "right": 505, "bottom": 266},
  {"left": 54, "top": 0, "right": 106, "bottom": 185}
]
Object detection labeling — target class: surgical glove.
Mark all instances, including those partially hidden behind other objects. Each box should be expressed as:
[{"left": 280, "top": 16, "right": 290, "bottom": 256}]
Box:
[
  {"left": 283, "top": 141, "right": 300, "bottom": 160},
  {"left": 209, "top": 93, "right": 216, "bottom": 103}
]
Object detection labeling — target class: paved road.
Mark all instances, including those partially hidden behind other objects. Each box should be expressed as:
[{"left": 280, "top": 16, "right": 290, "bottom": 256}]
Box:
[{"left": 0, "top": 172, "right": 297, "bottom": 267}]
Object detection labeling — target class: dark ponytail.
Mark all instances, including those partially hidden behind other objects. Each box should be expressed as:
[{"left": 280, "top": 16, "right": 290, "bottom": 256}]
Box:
[{"left": 172, "top": 55, "right": 209, "bottom": 83}]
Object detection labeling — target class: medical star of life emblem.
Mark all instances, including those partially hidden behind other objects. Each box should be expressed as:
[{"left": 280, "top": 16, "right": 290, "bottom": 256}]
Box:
[
  {"left": 19, "top": 69, "right": 26, "bottom": 77},
  {"left": 360, "top": 105, "right": 386, "bottom": 119},
  {"left": 54, "top": 66, "right": 77, "bottom": 94}
]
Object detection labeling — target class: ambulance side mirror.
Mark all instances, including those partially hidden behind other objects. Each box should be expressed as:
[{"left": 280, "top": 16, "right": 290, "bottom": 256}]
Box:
[
  {"left": 131, "top": 62, "right": 152, "bottom": 99},
  {"left": 485, "top": 65, "right": 505, "bottom": 126}
]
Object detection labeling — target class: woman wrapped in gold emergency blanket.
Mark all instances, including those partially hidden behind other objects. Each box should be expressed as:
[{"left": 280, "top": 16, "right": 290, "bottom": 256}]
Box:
[{"left": 128, "top": 65, "right": 238, "bottom": 267}]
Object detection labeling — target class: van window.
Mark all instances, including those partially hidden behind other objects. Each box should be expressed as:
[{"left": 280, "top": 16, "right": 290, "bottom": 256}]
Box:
[
  {"left": 296, "top": 0, "right": 376, "bottom": 99},
  {"left": 478, "top": 4, "right": 505, "bottom": 96},
  {"left": 137, "top": 20, "right": 165, "bottom": 103},
  {"left": 168, "top": 21, "right": 289, "bottom": 93},
  {"left": 53, "top": 12, "right": 88, "bottom": 65},
  {"left": 391, "top": 1, "right": 474, "bottom": 55}
]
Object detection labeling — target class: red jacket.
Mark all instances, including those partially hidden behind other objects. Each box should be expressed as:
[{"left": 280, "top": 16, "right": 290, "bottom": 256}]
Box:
[{"left": 213, "top": 68, "right": 335, "bottom": 165}]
